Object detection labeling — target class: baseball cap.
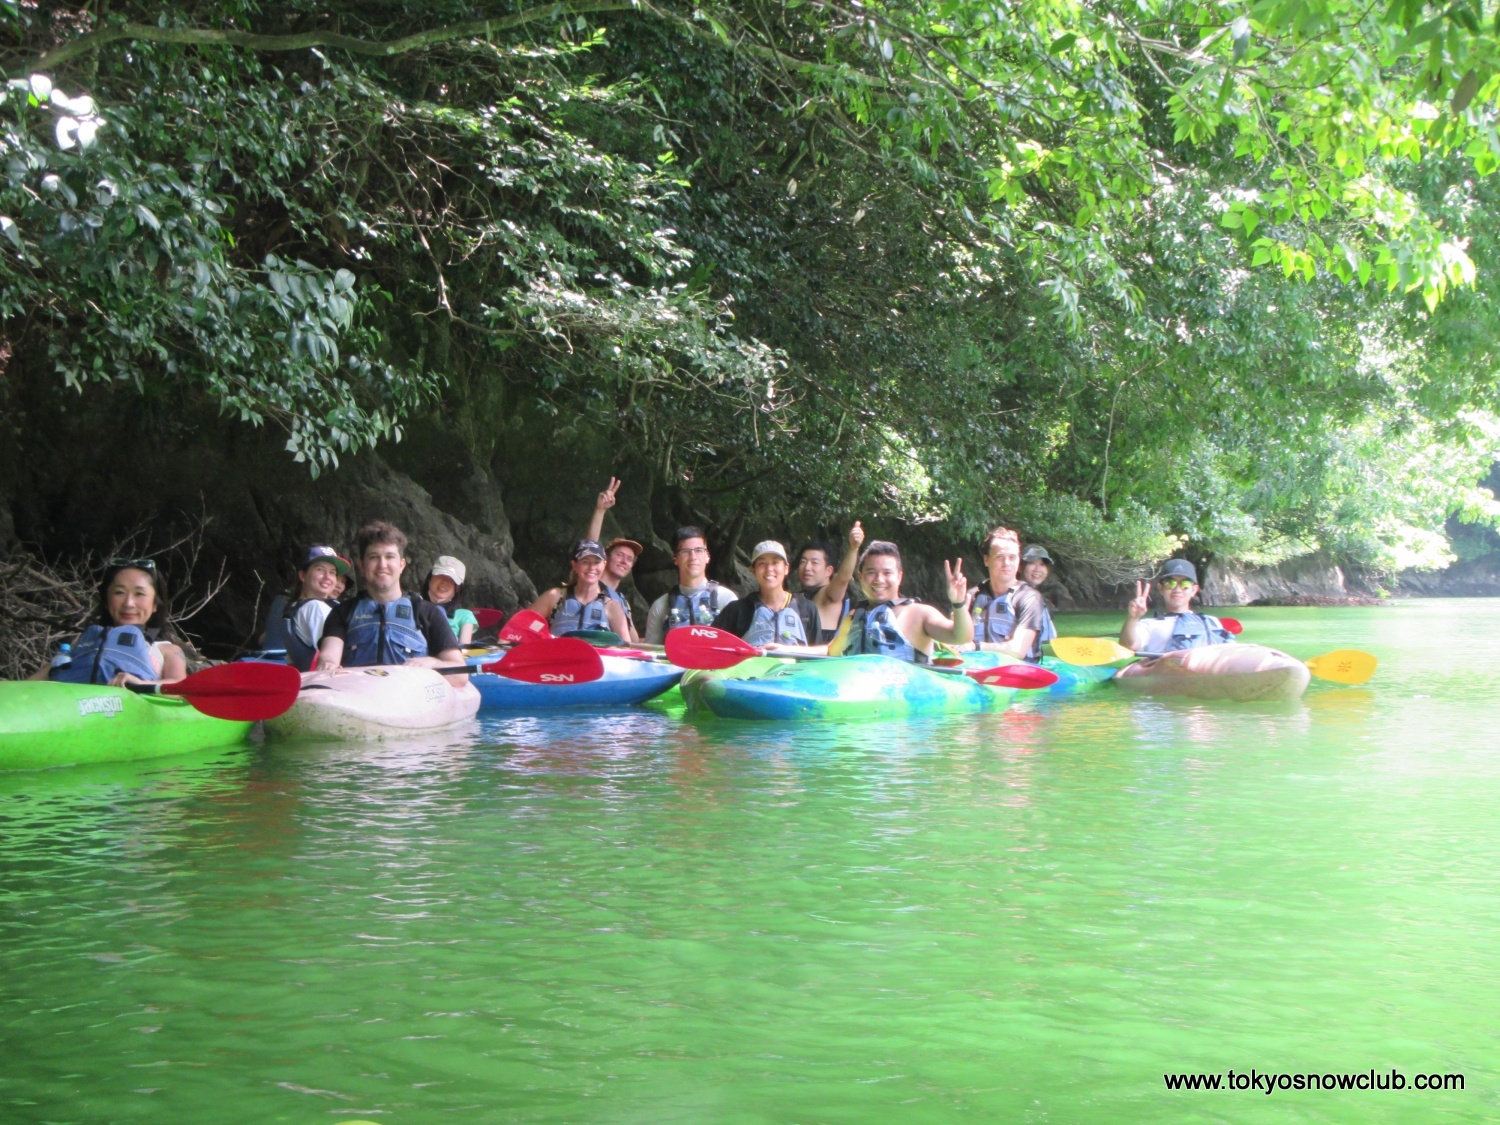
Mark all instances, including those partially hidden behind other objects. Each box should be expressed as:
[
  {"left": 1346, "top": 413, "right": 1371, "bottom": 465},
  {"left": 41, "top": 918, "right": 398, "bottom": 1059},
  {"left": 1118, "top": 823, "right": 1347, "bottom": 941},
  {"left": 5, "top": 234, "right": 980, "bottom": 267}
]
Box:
[
  {"left": 1155, "top": 558, "right": 1198, "bottom": 583},
  {"left": 1021, "top": 545, "right": 1053, "bottom": 565},
  {"left": 298, "top": 545, "right": 352, "bottom": 577},
  {"left": 750, "top": 540, "right": 789, "bottom": 564},
  {"left": 573, "top": 539, "right": 607, "bottom": 561},
  {"left": 604, "top": 536, "right": 644, "bottom": 558},
  {"left": 431, "top": 555, "right": 467, "bottom": 585}
]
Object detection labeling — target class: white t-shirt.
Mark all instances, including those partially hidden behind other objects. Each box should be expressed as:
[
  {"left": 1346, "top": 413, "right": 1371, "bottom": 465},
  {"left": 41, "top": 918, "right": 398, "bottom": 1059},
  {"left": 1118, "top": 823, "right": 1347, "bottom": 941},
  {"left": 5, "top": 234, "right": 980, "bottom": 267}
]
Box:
[{"left": 291, "top": 599, "right": 335, "bottom": 648}]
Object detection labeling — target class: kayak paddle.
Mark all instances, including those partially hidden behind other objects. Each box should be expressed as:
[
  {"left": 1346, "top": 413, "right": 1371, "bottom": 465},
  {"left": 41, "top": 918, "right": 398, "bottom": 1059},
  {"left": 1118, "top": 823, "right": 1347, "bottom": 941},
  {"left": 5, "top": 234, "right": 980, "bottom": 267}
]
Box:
[
  {"left": 665, "top": 626, "right": 775, "bottom": 669},
  {"left": 127, "top": 662, "right": 303, "bottom": 721},
  {"left": 1051, "top": 635, "right": 1377, "bottom": 685},
  {"left": 1219, "top": 617, "right": 1244, "bottom": 635},
  {"left": 499, "top": 609, "right": 552, "bottom": 645},
  {"left": 1303, "top": 649, "right": 1377, "bottom": 685},
  {"left": 560, "top": 628, "right": 626, "bottom": 647},
  {"left": 1048, "top": 636, "right": 1137, "bottom": 666},
  {"left": 964, "top": 664, "right": 1060, "bottom": 689},
  {"left": 475, "top": 608, "right": 506, "bottom": 630},
  {"left": 475, "top": 637, "right": 604, "bottom": 684}
]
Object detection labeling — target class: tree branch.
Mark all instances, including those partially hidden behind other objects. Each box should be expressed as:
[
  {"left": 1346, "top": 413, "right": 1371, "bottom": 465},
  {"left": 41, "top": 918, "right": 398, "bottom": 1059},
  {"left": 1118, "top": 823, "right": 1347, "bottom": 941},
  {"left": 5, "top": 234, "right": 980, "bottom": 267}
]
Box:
[{"left": 10, "top": 1, "right": 640, "bottom": 76}]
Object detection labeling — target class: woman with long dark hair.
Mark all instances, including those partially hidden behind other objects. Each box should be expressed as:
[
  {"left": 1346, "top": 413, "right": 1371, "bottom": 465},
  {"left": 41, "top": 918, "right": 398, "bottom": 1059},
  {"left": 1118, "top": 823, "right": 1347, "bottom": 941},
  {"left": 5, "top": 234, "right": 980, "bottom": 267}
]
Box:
[{"left": 31, "top": 559, "right": 187, "bottom": 685}]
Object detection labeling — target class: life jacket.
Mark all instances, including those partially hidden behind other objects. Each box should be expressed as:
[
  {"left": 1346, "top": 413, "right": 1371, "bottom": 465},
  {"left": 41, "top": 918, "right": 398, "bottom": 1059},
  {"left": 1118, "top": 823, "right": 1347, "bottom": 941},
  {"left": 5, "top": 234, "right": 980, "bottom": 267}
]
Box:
[
  {"left": 844, "top": 599, "right": 927, "bottom": 664},
  {"left": 743, "top": 597, "right": 809, "bottom": 647},
  {"left": 551, "top": 590, "right": 613, "bottom": 634},
  {"left": 971, "top": 582, "right": 1046, "bottom": 662},
  {"left": 341, "top": 596, "right": 429, "bottom": 666},
  {"left": 284, "top": 597, "right": 338, "bottom": 672},
  {"left": 1143, "top": 612, "right": 1235, "bottom": 655},
  {"left": 50, "top": 624, "right": 161, "bottom": 684},
  {"left": 666, "top": 582, "right": 727, "bottom": 632},
  {"left": 260, "top": 594, "right": 289, "bottom": 650},
  {"left": 794, "top": 589, "right": 849, "bottom": 645}
]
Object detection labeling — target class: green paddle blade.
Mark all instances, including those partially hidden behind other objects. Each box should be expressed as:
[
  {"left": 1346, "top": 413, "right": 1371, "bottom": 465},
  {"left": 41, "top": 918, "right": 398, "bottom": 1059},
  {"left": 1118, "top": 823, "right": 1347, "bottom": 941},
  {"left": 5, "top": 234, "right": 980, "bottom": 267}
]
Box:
[
  {"left": 560, "top": 629, "right": 626, "bottom": 647},
  {"left": 1304, "top": 649, "right": 1377, "bottom": 685}
]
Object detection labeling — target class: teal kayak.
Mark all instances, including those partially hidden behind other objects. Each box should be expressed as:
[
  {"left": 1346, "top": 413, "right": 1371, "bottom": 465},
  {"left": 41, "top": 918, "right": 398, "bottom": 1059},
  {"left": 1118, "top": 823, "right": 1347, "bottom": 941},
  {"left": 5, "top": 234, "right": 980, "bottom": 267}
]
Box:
[
  {"left": 690, "top": 654, "right": 1018, "bottom": 721},
  {"left": 0, "top": 682, "right": 253, "bottom": 771}
]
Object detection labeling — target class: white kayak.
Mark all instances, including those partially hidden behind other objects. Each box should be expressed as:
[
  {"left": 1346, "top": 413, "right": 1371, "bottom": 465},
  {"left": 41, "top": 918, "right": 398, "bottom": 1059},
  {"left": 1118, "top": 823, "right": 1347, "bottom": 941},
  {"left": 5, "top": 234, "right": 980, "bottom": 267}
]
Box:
[
  {"left": 1113, "top": 643, "right": 1311, "bottom": 702},
  {"left": 265, "top": 665, "right": 481, "bottom": 740}
]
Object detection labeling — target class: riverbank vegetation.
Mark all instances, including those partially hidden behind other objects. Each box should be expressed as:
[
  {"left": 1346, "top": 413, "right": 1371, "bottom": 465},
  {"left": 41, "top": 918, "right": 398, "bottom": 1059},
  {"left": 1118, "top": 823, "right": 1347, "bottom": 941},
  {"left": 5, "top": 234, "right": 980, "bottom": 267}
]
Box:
[{"left": 3, "top": 0, "right": 1499, "bottom": 582}]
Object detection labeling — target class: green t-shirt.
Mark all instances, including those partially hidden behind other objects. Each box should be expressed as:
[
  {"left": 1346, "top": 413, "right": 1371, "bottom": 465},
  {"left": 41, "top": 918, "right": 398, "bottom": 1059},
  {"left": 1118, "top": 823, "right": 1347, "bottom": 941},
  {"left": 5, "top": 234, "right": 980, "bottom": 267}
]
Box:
[{"left": 446, "top": 608, "right": 479, "bottom": 632}]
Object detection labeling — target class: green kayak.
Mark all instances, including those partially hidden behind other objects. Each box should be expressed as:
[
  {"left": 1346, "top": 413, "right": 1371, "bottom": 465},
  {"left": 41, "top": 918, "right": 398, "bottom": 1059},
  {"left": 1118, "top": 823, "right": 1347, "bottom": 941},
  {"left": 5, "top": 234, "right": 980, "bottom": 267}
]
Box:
[
  {"left": 686, "top": 654, "right": 1018, "bottom": 721},
  {"left": 0, "top": 682, "right": 253, "bottom": 771}
]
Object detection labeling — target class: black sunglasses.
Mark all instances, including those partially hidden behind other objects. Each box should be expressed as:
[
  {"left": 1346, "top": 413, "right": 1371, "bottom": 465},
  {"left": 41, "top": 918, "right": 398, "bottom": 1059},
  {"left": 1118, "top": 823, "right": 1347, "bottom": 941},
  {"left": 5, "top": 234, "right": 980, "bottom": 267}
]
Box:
[{"left": 105, "top": 557, "right": 157, "bottom": 572}]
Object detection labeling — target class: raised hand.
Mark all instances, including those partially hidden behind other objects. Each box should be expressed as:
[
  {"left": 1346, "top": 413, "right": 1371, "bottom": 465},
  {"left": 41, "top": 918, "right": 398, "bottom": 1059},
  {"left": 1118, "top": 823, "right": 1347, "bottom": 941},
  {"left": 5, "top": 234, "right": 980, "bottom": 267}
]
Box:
[
  {"left": 595, "top": 476, "right": 621, "bottom": 512},
  {"left": 1126, "top": 579, "right": 1151, "bottom": 620},
  {"left": 944, "top": 558, "right": 969, "bottom": 606},
  {"left": 848, "top": 521, "right": 865, "bottom": 550}
]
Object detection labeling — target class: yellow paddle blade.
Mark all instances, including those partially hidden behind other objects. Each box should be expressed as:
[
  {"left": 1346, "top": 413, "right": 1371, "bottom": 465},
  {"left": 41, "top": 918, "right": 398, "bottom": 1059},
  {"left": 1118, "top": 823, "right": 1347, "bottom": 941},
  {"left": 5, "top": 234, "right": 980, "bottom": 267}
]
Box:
[
  {"left": 1304, "top": 649, "right": 1378, "bottom": 685},
  {"left": 1049, "top": 636, "right": 1136, "bottom": 667}
]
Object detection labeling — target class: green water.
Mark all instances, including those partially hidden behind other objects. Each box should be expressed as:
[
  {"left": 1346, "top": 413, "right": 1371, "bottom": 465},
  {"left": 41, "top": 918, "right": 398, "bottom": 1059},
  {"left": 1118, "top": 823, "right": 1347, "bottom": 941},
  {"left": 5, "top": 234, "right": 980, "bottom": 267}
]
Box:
[{"left": 2, "top": 600, "right": 1498, "bottom": 1122}]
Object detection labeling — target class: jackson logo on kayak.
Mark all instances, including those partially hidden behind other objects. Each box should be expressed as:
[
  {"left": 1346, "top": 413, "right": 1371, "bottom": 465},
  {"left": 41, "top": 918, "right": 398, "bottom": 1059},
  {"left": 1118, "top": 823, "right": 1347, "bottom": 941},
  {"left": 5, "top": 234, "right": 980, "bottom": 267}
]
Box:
[
  {"left": 424, "top": 683, "right": 446, "bottom": 702},
  {"left": 77, "top": 695, "right": 125, "bottom": 718}
]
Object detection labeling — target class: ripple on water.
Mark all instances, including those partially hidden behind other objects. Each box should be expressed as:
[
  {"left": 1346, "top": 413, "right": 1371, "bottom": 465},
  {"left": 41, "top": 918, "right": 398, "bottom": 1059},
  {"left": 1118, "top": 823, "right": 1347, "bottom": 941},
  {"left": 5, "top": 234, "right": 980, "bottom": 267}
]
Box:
[{"left": 3, "top": 603, "right": 1499, "bottom": 1122}]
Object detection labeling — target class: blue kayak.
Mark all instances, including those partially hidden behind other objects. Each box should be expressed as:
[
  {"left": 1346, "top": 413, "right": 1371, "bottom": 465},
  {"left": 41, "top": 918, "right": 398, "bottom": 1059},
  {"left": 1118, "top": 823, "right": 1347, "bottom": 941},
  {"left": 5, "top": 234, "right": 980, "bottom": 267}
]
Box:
[{"left": 466, "top": 653, "right": 682, "bottom": 710}]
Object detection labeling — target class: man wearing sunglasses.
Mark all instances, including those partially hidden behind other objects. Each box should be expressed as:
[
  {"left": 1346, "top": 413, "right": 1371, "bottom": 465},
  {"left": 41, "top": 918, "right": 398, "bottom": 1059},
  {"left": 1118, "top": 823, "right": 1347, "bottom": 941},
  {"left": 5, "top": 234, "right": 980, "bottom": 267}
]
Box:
[{"left": 1119, "top": 559, "right": 1237, "bottom": 655}]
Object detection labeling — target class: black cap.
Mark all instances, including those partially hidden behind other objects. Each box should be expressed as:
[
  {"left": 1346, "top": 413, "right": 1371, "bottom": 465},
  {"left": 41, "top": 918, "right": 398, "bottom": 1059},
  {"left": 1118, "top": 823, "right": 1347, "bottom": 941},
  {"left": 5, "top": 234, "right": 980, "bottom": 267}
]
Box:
[
  {"left": 1155, "top": 558, "right": 1198, "bottom": 582},
  {"left": 573, "top": 539, "right": 607, "bottom": 561},
  {"left": 1022, "top": 545, "right": 1053, "bottom": 565}
]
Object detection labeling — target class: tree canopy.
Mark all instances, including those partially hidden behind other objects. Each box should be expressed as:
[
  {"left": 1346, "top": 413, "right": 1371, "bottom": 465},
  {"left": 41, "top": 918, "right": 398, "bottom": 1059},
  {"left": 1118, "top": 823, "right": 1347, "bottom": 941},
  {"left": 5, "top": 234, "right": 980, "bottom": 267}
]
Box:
[{"left": 3, "top": 0, "right": 1499, "bottom": 576}]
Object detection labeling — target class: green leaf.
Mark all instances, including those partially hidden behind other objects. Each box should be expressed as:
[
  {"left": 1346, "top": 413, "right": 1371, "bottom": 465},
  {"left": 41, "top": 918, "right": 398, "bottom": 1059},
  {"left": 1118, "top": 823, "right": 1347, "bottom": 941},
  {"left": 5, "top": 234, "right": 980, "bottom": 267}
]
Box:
[{"left": 1394, "top": 16, "right": 1445, "bottom": 53}]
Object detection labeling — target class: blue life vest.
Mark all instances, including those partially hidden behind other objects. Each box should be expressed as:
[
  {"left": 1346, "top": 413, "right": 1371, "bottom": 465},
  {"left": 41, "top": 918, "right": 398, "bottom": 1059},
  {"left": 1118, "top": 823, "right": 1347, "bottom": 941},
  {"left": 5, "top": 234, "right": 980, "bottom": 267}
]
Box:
[
  {"left": 971, "top": 582, "right": 1047, "bottom": 662},
  {"left": 50, "top": 624, "right": 161, "bottom": 684},
  {"left": 342, "top": 596, "right": 429, "bottom": 666},
  {"left": 261, "top": 594, "right": 289, "bottom": 651},
  {"left": 844, "top": 600, "right": 927, "bottom": 664},
  {"left": 602, "top": 584, "right": 631, "bottom": 613},
  {"left": 666, "top": 583, "right": 727, "bottom": 631},
  {"left": 284, "top": 597, "right": 338, "bottom": 672},
  {"left": 743, "top": 598, "right": 809, "bottom": 647},
  {"left": 551, "top": 591, "right": 613, "bottom": 634},
  {"left": 1142, "top": 612, "right": 1236, "bottom": 655}
]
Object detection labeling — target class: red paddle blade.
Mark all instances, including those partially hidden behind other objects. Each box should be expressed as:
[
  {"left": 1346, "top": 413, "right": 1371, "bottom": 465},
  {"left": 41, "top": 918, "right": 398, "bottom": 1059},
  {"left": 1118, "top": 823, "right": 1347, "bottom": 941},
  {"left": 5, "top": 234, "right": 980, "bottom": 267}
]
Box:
[
  {"left": 481, "top": 637, "right": 603, "bottom": 684},
  {"left": 475, "top": 608, "right": 505, "bottom": 630},
  {"left": 664, "top": 626, "right": 761, "bottom": 670},
  {"left": 968, "top": 664, "right": 1060, "bottom": 690},
  {"left": 1220, "top": 617, "right": 1244, "bottom": 635},
  {"left": 499, "top": 609, "right": 552, "bottom": 645},
  {"left": 162, "top": 662, "right": 303, "bottom": 721}
]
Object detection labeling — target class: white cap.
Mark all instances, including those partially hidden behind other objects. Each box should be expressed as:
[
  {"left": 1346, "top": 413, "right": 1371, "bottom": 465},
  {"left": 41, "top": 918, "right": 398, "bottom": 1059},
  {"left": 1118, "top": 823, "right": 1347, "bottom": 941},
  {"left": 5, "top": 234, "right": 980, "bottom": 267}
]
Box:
[
  {"left": 750, "top": 540, "right": 788, "bottom": 564},
  {"left": 431, "top": 555, "right": 466, "bottom": 585}
]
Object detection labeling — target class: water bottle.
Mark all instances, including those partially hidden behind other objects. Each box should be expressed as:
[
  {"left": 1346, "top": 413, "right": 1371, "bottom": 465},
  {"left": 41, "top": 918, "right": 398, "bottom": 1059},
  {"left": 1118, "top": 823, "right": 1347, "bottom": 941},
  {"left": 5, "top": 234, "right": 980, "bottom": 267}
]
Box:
[{"left": 49, "top": 643, "right": 72, "bottom": 675}]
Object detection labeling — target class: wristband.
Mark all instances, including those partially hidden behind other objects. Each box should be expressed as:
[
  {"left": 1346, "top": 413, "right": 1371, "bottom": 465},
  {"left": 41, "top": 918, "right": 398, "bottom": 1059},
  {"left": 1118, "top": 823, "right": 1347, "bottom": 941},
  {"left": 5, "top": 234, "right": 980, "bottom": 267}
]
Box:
[{"left": 950, "top": 600, "right": 968, "bottom": 609}]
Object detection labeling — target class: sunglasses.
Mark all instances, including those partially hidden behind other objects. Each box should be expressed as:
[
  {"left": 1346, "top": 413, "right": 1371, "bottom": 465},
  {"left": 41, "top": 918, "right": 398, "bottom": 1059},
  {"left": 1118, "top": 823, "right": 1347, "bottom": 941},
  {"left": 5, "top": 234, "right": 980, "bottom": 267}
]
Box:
[
  {"left": 1158, "top": 578, "right": 1194, "bottom": 590},
  {"left": 106, "top": 557, "right": 157, "bottom": 572}
]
